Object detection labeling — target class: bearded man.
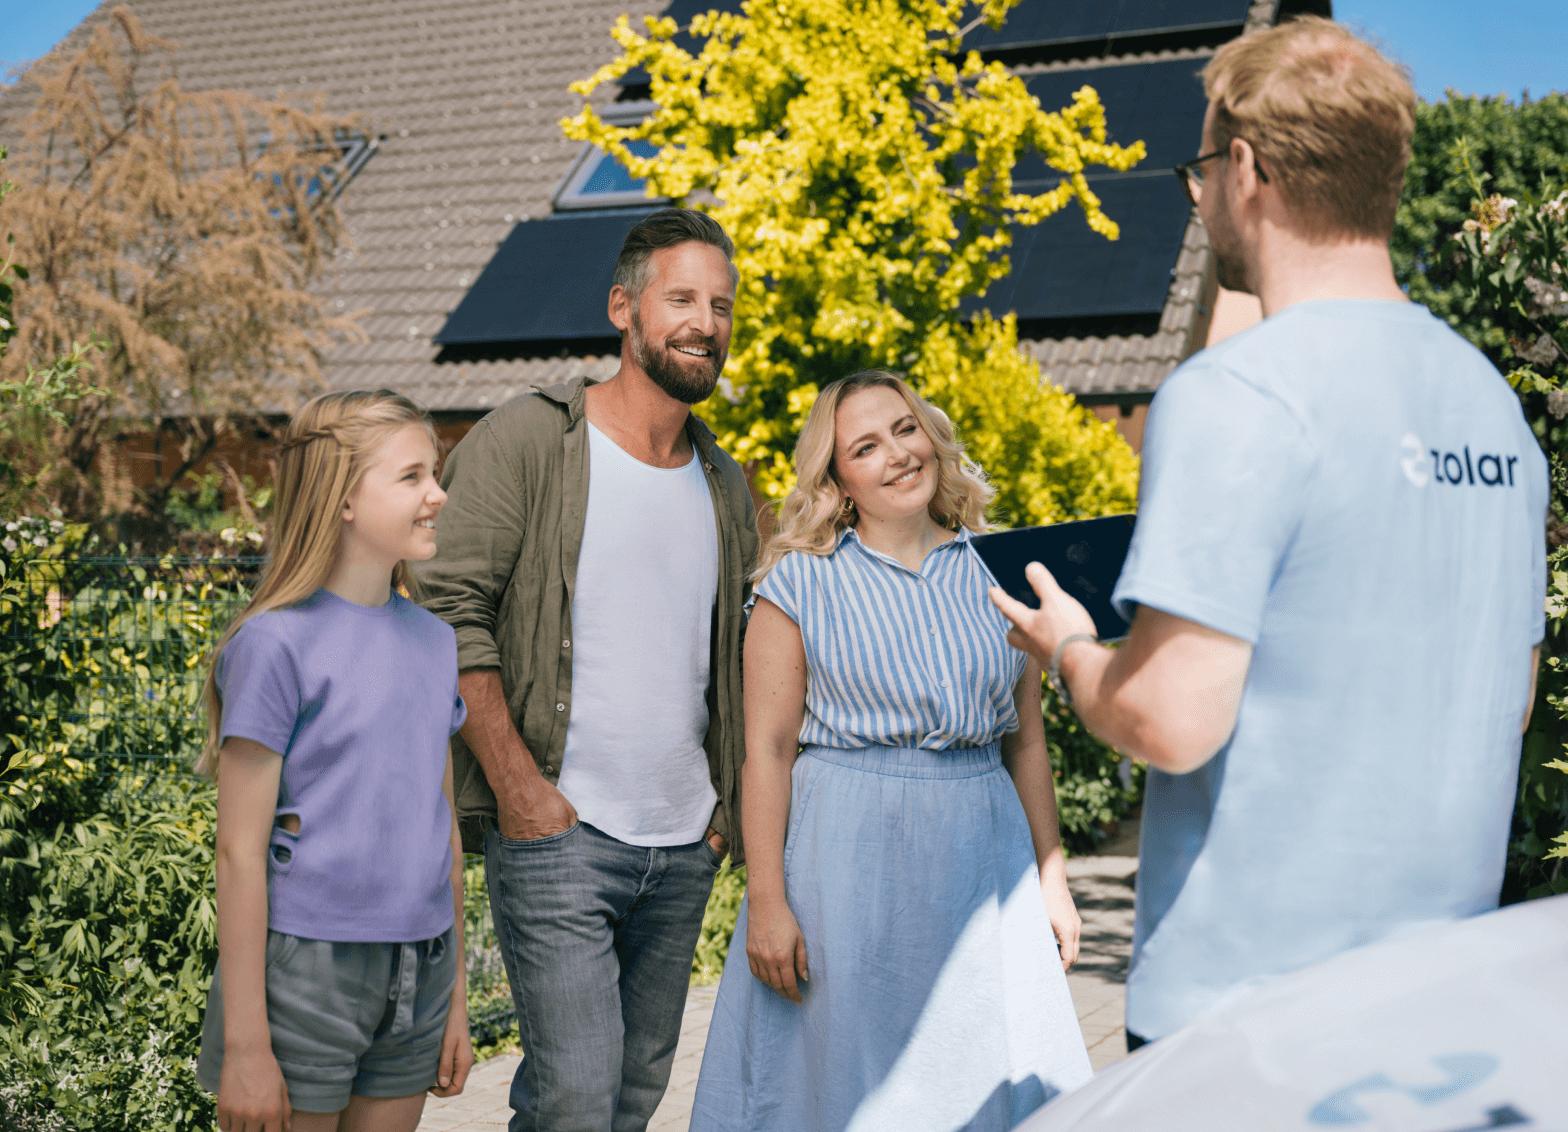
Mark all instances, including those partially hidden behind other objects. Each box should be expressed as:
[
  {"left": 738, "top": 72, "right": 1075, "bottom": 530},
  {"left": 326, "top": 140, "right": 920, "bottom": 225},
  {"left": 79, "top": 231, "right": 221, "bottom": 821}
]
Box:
[{"left": 417, "top": 208, "right": 758, "bottom": 1131}]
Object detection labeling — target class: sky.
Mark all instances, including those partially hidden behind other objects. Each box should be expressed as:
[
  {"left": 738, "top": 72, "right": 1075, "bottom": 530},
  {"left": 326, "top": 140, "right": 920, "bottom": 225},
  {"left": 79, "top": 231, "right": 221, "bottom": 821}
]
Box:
[{"left": 1, "top": 0, "right": 1564, "bottom": 102}]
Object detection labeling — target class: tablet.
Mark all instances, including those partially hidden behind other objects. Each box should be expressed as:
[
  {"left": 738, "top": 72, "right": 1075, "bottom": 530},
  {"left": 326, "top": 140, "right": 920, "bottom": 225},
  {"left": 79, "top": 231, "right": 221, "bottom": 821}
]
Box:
[{"left": 968, "top": 513, "right": 1137, "bottom": 641}]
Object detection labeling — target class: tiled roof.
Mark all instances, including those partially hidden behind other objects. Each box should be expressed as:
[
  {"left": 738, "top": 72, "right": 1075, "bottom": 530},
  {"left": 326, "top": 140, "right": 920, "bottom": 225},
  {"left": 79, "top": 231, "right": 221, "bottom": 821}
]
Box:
[
  {"left": 1027, "top": 212, "right": 1213, "bottom": 399},
  {"left": 1, "top": 0, "right": 1285, "bottom": 411},
  {"left": 2, "top": 0, "right": 663, "bottom": 412}
]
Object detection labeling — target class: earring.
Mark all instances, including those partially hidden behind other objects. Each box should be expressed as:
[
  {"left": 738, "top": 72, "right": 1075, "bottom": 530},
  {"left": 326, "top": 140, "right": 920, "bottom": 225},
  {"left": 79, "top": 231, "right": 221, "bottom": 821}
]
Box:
[{"left": 839, "top": 497, "right": 855, "bottom": 520}]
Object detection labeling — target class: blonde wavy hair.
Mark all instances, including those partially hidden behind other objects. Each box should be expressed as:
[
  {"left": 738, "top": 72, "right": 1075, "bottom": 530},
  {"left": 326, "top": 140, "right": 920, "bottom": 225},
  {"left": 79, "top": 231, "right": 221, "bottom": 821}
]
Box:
[
  {"left": 197, "top": 389, "right": 436, "bottom": 775},
  {"left": 756, "top": 370, "right": 994, "bottom": 580}
]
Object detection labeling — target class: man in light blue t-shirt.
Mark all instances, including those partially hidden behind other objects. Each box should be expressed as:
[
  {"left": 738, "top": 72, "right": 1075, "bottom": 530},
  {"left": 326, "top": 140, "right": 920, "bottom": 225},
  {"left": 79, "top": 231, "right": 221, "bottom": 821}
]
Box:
[{"left": 993, "top": 18, "right": 1547, "bottom": 1046}]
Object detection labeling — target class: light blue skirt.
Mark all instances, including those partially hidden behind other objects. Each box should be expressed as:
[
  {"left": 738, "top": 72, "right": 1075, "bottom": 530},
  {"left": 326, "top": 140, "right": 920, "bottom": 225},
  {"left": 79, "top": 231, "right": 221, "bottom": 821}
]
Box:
[{"left": 691, "top": 743, "right": 1092, "bottom": 1132}]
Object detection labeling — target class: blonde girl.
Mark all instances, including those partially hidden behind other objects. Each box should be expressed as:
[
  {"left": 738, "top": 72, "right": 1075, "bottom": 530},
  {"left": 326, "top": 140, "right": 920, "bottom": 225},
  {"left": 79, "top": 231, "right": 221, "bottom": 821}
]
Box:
[
  {"left": 196, "top": 390, "right": 471, "bottom": 1132},
  {"left": 691, "top": 371, "right": 1092, "bottom": 1131}
]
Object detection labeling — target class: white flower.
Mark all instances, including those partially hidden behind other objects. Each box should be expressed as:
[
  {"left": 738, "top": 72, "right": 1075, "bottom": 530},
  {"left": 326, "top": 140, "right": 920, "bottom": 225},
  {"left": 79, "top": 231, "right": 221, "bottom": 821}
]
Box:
[
  {"left": 2, "top": 537, "right": 16, "bottom": 553},
  {"left": 1520, "top": 332, "right": 1560, "bottom": 366},
  {"left": 1548, "top": 388, "right": 1568, "bottom": 420},
  {"left": 32, "top": 535, "right": 47, "bottom": 547},
  {"left": 4, "top": 522, "right": 15, "bottom": 532}
]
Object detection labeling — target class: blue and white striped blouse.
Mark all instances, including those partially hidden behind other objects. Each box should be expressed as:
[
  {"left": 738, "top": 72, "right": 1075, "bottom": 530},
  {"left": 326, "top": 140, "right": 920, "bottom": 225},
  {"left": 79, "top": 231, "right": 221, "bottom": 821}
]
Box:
[{"left": 755, "top": 527, "right": 1026, "bottom": 751}]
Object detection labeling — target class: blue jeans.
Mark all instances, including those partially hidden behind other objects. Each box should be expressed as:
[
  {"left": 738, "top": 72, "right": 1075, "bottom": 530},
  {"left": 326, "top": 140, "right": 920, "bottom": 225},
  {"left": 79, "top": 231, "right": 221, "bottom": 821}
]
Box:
[{"left": 484, "top": 821, "right": 721, "bottom": 1132}]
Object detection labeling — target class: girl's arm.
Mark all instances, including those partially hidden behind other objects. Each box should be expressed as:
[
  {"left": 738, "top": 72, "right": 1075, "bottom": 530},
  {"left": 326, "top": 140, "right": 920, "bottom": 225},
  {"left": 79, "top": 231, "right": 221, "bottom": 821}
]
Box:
[
  {"left": 214, "top": 737, "right": 293, "bottom": 1132},
  {"left": 740, "top": 599, "right": 810, "bottom": 1003},
  {"left": 431, "top": 752, "right": 473, "bottom": 1097},
  {"left": 1000, "top": 659, "right": 1081, "bottom": 970}
]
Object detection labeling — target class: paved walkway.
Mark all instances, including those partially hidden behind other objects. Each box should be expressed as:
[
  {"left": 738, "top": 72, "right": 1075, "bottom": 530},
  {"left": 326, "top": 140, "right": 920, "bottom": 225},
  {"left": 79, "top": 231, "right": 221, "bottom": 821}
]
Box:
[{"left": 421, "top": 850, "right": 1138, "bottom": 1130}]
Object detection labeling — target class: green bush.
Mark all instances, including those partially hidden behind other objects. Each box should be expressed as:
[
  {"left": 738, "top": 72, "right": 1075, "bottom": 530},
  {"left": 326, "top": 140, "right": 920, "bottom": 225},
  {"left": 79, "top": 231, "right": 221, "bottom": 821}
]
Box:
[
  {"left": 693, "top": 860, "right": 747, "bottom": 986},
  {"left": 1394, "top": 93, "right": 1568, "bottom": 356},
  {"left": 0, "top": 538, "right": 244, "bottom": 1130},
  {"left": 1043, "top": 686, "right": 1143, "bottom": 852},
  {"left": 1447, "top": 179, "right": 1568, "bottom": 899},
  {"left": 0, "top": 775, "right": 216, "bottom": 1131}
]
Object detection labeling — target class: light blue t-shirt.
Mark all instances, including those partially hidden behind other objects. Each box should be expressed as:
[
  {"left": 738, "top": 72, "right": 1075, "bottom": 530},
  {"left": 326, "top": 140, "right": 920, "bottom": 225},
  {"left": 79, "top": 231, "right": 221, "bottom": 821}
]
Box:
[{"left": 1111, "top": 300, "right": 1548, "bottom": 1040}]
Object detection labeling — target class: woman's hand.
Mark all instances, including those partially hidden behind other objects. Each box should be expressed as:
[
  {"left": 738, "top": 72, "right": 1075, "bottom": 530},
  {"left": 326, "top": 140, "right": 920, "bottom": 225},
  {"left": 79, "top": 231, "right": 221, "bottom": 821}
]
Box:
[
  {"left": 217, "top": 1045, "right": 291, "bottom": 1132},
  {"left": 1040, "top": 866, "right": 1082, "bottom": 971},
  {"left": 429, "top": 994, "right": 474, "bottom": 1098},
  {"left": 747, "top": 896, "right": 810, "bottom": 1003}
]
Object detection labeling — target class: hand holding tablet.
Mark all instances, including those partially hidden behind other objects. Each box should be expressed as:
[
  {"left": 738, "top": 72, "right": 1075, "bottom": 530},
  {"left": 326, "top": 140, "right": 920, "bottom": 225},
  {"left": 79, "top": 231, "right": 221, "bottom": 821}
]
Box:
[{"left": 970, "top": 514, "right": 1136, "bottom": 642}]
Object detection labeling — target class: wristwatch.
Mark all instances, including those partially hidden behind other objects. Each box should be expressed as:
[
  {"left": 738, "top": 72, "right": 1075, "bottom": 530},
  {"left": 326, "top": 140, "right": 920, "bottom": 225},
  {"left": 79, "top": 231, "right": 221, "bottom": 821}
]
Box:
[{"left": 1048, "top": 633, "right": 1098, "bottom": 708}]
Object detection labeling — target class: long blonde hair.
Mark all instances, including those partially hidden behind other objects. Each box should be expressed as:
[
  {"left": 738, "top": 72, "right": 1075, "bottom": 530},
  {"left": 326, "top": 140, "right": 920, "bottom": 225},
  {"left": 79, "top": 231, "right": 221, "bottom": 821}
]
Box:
[
  {"left": 197, "top": 389, "right": 436, "bottom": 775},
  {"left": 757, "top": 370, "right": 994, "bottom": 579}
]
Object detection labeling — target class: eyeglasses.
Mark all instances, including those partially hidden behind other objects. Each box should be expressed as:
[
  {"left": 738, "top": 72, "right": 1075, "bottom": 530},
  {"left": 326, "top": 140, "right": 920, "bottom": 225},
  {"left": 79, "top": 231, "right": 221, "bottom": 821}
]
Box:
[{"left": 1173, "top": 148, "right": 1271, "bottom": 206}]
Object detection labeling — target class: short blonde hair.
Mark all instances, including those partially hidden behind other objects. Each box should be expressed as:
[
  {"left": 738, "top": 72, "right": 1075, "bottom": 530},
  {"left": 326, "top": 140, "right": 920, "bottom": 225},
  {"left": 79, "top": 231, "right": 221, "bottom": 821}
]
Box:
[
  {"left": 1203, "top": 16, "right": 1416, "bottom": 240},
  {"left": 756, "top": 371, "right": 993, "bottom": 580}
]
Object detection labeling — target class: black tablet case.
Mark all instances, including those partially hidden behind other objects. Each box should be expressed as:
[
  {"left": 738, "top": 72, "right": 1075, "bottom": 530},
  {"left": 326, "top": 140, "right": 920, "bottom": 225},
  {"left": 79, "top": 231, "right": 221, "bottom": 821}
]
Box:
[{"left": 968, "top": 514, "right": 1137, "bottom": 641}]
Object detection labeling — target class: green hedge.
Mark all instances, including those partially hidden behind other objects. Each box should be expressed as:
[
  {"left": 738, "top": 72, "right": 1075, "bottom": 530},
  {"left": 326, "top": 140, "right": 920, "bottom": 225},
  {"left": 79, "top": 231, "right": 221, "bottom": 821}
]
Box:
[{"left": 1, "top": 535, "right": 229, "bottom": 1130}]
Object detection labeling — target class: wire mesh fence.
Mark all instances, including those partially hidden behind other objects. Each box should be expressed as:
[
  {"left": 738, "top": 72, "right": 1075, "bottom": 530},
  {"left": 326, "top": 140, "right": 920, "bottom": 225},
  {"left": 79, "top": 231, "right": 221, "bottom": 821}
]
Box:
[{"left": 1, "top": 553, "right": 263, "bottom": 770}]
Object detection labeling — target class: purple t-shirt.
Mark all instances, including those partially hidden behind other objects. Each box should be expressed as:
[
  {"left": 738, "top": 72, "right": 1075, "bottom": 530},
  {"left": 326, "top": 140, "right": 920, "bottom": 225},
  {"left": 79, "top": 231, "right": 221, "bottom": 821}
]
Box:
[{"left": 216, "top": 588, "right": 467, "bottom": 942}]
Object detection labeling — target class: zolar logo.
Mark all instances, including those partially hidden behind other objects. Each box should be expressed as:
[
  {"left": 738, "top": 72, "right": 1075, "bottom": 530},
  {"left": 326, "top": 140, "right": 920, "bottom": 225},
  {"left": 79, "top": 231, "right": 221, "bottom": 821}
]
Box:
[{"left": 1400, "top": 433, "right": 1520, "bottom": 489}]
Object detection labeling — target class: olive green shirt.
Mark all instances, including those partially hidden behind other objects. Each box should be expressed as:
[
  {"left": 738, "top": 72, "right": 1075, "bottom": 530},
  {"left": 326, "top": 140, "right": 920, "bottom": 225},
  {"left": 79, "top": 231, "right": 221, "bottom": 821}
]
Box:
[{"left": 414, "top": 378, "right": 758, "bottom": 858}]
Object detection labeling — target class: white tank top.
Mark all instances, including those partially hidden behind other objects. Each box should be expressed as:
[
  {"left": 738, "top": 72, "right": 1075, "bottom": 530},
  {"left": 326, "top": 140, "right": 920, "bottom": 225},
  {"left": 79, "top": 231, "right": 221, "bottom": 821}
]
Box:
[{"left": 557, "top": 421, "right": 719, "bottom": 846}]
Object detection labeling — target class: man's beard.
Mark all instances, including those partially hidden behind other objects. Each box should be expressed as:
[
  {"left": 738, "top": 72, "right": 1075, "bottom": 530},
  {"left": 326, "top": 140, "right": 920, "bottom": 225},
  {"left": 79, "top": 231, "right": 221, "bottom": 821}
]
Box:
[
  {"left": 1205, "top": 205, "right": 1253, "bottom": 294},
  {"left": 630, "top": 310, "right": 724, "bottom": 405}
]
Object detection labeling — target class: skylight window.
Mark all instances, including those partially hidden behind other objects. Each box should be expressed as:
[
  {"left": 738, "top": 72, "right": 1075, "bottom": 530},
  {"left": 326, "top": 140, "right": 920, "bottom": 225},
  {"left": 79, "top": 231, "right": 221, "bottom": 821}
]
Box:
[
  {"left": 554, "top": 101, "right": 666, "bottom": 211},
  {"left": 257, "top": 129, "right": 379, "bottom": 212},
  {"left": 310, "top": 131, "right": 378, "bottom": 206}
]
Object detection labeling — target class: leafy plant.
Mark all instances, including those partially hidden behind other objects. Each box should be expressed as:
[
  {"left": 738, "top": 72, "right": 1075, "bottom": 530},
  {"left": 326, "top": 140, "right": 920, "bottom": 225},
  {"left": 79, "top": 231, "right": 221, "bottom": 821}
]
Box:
[
  {"left": 1393, "top": 91, "right": 1568, "bottom": 356},
  {"left": 1446, "top": 169, "right": 1567, "bottom": 899},
  {"left": 0, "top": 541, "right": 248, "bottom": 1129}
]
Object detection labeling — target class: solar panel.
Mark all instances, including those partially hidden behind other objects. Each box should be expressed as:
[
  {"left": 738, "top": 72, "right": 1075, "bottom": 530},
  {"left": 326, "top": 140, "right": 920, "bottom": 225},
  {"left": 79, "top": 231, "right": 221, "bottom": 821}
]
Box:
[
  {"left": 640, "top": 0, "right": 1247, "bottom": 56},
  {"left": 965, "top": 175, "right": 1192, "bottom": 323},
  {"left": 658, "top": 0, "right": 739, "bottom": 25},
  {"left": 966, "top": 0, "right": 1251, "bottom": 51},
  {"left": 1017, "top": 57, "right": 1209, "bottom": 179},
  {"left": 438, "top": 174, "right": 1188, "bottom": 351},
  {"left": 443, "top": 44, "right": 1209, "bottom": 349},
  {"left": 435, "top": 209, "right": 655, "bottom": 348}
]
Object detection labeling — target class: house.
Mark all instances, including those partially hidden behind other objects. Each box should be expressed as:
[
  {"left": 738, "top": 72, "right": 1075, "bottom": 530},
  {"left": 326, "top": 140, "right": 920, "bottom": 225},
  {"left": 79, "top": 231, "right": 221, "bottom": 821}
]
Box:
[{"left": 5, "top": 0, "right": 1330, "bottom": 499}]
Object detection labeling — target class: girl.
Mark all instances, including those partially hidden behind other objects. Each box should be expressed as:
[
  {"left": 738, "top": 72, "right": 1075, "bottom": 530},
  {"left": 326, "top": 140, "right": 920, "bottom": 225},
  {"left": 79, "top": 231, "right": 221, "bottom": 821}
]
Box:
[
  {"left": 691, "top": 371, "right": 1093, "bottom": 1131},
  {"left": 195, "top": 390, "right": 472, "bottom": 1132}
]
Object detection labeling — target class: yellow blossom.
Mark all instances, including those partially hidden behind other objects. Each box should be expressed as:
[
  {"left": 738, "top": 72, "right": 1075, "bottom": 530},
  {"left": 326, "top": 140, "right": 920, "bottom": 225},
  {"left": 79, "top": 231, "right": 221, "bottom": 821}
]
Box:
[{"left": 565, "top": 0, "right": 1141, "bottom": 516}]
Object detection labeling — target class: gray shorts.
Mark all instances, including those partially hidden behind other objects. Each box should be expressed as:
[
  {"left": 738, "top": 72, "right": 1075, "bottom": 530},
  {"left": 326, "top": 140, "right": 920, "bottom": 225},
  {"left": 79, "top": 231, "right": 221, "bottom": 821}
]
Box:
[{"left": 197, "top": 926, "right": 457, "bottom": 1114}]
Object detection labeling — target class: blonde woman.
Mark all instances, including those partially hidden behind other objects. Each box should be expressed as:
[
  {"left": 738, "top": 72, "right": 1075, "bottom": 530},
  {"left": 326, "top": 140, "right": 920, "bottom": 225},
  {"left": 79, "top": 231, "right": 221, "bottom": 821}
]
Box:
[
  {"left": 691, "top": 372, "right": 1091, "bottom": 1131},
  {"left": 196, "top": 390, "right": 471, "bottom": 1132}
]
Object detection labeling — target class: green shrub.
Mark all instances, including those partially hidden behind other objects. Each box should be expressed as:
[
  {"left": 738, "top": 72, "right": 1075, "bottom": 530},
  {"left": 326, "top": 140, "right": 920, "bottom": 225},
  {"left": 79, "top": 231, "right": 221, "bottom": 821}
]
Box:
[
  {"left": 692, "top": 861, "right": 747, "bottom": 986},
  {"left": 1043, "top": 686, "right": 1143, "bottom": 852},
  {"left": 1447, "top": 178, "right": 1568, "bottom": 899},
  {"left": 1, "top": 539, "right": 243, "bottom": 1130},
  {"left": 0, "top": 775, "right": 216, "bottom": 1131}
]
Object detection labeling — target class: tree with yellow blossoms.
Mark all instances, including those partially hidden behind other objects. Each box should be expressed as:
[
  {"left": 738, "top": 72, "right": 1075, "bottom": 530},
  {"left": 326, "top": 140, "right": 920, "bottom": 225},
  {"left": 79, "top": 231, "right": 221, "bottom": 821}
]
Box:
[{"left": 566, "top": 0, "right": 1144, "bottom": 524}]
